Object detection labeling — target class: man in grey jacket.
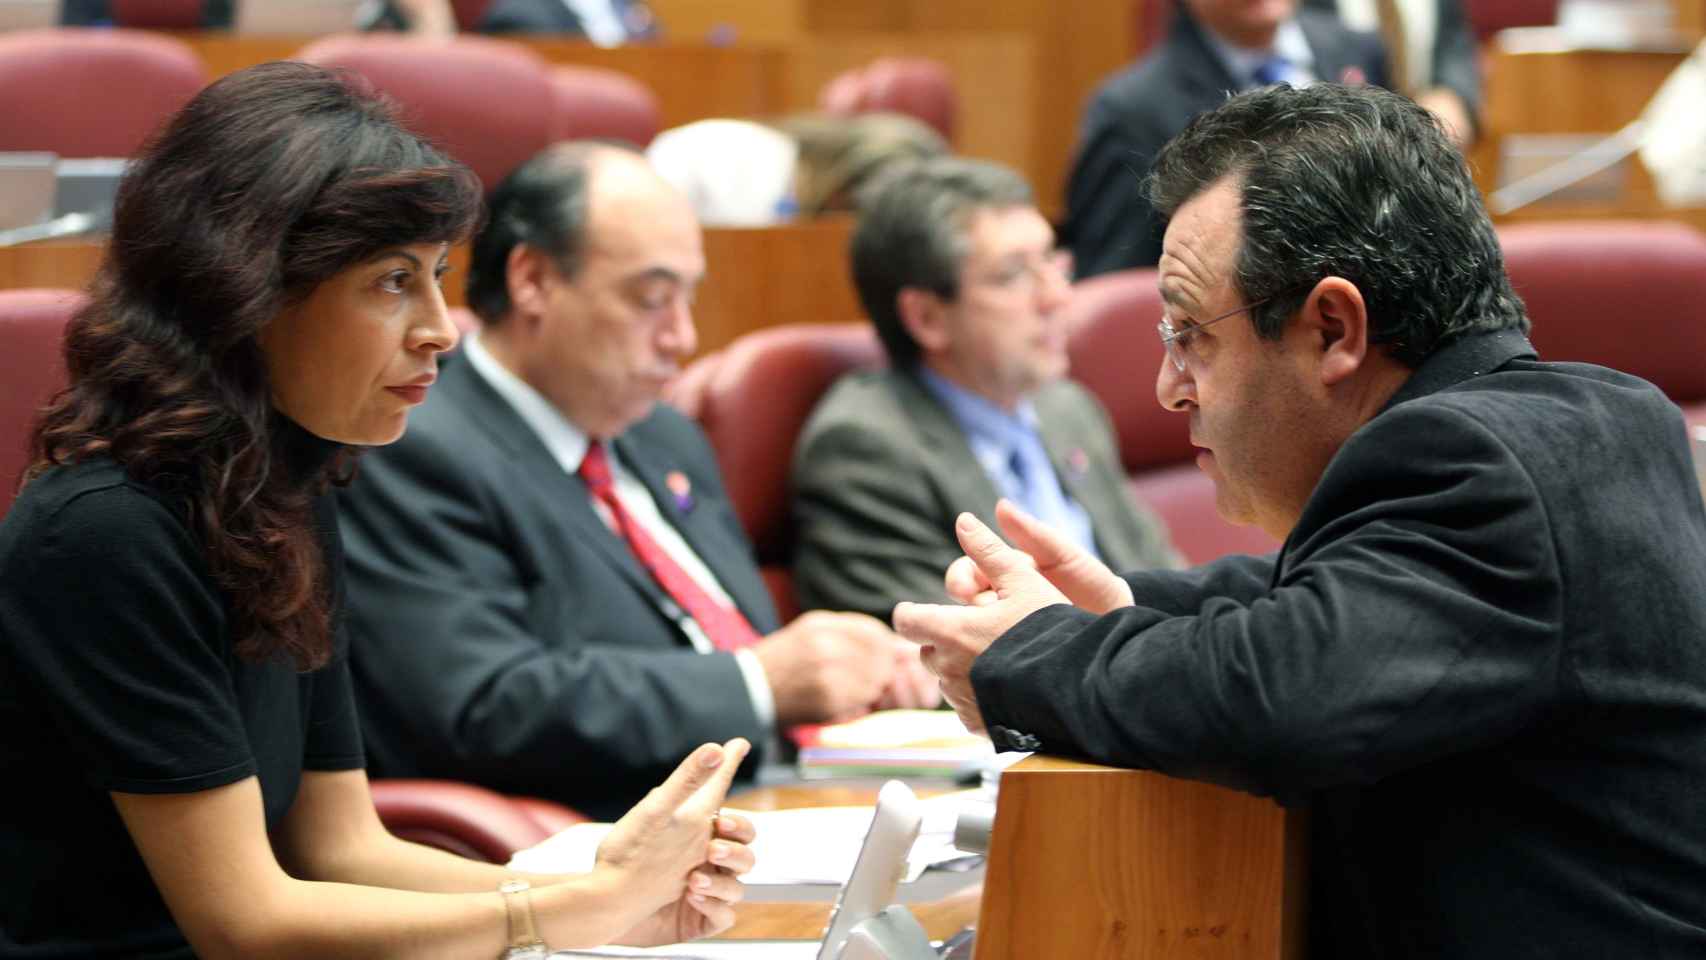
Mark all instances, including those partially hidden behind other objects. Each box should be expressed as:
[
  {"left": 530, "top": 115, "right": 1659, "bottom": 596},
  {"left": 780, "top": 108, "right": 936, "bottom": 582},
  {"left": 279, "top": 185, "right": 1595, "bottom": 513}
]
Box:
[{"left": 791, "top": 157, "right": 1180, "bottom": 624}]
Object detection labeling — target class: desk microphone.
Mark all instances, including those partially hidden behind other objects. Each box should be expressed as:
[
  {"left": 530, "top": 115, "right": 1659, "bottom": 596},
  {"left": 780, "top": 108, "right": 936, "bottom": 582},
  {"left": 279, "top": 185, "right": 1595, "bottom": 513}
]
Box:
[{"left": 951, "top": 801, "right": 995, "bottom": 856}]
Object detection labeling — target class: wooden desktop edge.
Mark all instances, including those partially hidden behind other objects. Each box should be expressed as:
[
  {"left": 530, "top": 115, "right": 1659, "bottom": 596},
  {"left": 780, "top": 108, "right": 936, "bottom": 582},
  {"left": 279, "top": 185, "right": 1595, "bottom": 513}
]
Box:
[
  {"left": 974, "top": 754, "right": 1306, "bottom": 960},
  {"left": 719, "top": 756, "right": 1306, "bottom": 955}
]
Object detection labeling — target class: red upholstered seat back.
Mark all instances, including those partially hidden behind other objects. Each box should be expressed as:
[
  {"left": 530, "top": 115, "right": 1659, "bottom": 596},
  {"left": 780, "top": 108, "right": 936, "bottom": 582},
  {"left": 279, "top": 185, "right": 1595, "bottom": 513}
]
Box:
[
  {"left": 1501, "top": 221, "right": 1706, "bottom": 409},
  {"left": 110, "top": 0, "right": 202, "bottom": 28},
  {"left": 0, "top": 289, "right": 81, "bottom": 520},
  {"left": 0, "top": 29, "right": 206, "bottom": 157},
  {"left": 369, "top": 779, "right": 585, "bottom": 863},
  {"left": 451, "top": 0, "right": 494, "bottom": 30},
  {"left": 1064, "top": 269, "right": 1280, "bottom": 562},
  {"left": 297, "top": 35, "right": 554, "bottom": 191},
  {"left": 549, "top": 65, "right": 663, "bottom": 147},
  {"left": 820, "top": 58, "right": 958, "bottom": 143},
  {"left": 668, "top": 324, "right": 884, "bottom": 619},
  {"left": 1063, "top": 268, "right": 1187, "bottom": 473},
  {"left": 1131, "top": 0, "right": 1177, "bottom": 56},
  {"left": 1461, "top": 0, "right": 1559, "bottom": 43}
]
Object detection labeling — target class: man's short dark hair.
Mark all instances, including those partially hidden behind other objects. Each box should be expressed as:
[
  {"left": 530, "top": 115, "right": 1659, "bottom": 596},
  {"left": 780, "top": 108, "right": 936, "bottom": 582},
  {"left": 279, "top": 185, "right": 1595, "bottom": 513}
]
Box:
[
  {"left": 851, "top": 156, "right": 1034, "bottom": 367},
  {"left": 465, "top": 140, "right": 640, "bottom": 325},
  {"left": 1148, "top": 83, "right": 1528, "bottom": 366}
]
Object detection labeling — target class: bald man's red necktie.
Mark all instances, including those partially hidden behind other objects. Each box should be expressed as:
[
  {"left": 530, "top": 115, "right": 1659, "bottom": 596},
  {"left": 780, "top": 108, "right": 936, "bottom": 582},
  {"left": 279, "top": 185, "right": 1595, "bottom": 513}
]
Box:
[{"left": 578, "top": 440, "right": 763, "bottom": 652}]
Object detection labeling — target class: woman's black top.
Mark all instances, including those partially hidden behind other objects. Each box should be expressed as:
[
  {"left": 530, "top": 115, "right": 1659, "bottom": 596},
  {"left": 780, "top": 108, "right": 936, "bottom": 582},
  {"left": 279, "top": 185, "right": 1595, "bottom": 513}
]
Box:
[{"left": 0, "top": 420, "right": 365, "bottom": 958}]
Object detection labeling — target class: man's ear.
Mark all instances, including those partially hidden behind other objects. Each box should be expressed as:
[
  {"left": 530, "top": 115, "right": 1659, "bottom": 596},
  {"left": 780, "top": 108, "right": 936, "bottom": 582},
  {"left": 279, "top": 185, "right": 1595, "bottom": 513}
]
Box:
[
  {"left": 1305, "top": 277, "right": 1370, "bottom": 387},
  {"left": 504, "top": 245, "right": 554, "bottom": 330},
  {"left": 897, "top": 287, "right": 953, "bottom": 354}
]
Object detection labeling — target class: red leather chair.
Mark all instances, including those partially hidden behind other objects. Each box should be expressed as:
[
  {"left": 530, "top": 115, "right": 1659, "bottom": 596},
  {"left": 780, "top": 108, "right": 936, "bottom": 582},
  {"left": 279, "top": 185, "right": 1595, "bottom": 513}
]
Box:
[
  {"left": 667, "top": 324, "right": 885, "bottom": 620},
  {"left": 1461, "top": 0, "right": 1559, "bottom": 44},
  {"left": 1500, "top": 220, "right": 1706, "bottom": 425},
  {"left": 451, "top": 0, "right": 494, "bottom": 30},
  {"left": 1064, "top": 269, "right": 1281, "bottom": 563},
  {"left": 0, "top": 289, "right": 82, "bottom": 520},
  {"left": 370, "top": 779, "right": 586, "bottom": 863},
  {"left": 1132, "top": 0, "right": 1177, "bottom": 57},
  {"left": 297, "top": 35, "right": 554, "bottom": 191},
  {"left": 819, "top": 58, "right": 958, "bottom": 144},
  {"left": 0, "top": 29, "right": 206, "bottom": 157},
  {"left": 110, "top": 0, "right": 202, "bottom": 28},
  {"left": 548, "top": 65, "right": 662, "bottom": 147}
]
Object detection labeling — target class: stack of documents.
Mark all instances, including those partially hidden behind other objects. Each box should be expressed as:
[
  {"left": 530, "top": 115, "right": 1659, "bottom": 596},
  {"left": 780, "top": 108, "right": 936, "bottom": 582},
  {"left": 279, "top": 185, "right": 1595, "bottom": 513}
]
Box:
[{"left": 796, "top": 710, "right": 994, "bottom": 780}]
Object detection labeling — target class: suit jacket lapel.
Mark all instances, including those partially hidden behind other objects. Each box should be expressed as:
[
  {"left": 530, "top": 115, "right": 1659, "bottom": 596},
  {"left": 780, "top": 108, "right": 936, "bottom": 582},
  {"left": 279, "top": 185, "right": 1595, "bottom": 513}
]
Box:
[
  {"left": 441, "top": 356, "right": 676, "bottom": 615},
  {"left": 1299, "top": 9, "right": 1377, "bottom": 87},
  {"left": 1035, "top": 389, "right": 1099, "bottom": 516},
  {"left": 612, "top": 430, "right": 777, "bottom": 630},
  {"left": 891, "top": 370, "right": 1006, "bottom": 528},
  {"left": 1173, "top": 14, "right": 1245, "bottom": 100}
]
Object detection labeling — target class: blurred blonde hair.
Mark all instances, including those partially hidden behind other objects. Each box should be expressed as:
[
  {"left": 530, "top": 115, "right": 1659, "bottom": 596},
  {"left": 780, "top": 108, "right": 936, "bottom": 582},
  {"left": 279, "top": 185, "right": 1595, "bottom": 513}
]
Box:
[{"left": 774, "top": 111, "right": 949, "bottom": 216}]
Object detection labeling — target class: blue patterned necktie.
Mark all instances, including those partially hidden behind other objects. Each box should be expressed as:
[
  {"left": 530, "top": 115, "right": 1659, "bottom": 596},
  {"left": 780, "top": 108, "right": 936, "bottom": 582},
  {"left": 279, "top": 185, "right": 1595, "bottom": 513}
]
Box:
[{"left": 1253, "top": 55, "right": 1292, "bottom": 87}]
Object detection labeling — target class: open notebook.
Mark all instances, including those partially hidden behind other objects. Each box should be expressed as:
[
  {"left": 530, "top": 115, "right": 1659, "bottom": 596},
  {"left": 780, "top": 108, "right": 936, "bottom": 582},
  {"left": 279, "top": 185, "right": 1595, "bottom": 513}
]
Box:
[{"left": 546, "top": 781, "right": 928, "bottom": 960}]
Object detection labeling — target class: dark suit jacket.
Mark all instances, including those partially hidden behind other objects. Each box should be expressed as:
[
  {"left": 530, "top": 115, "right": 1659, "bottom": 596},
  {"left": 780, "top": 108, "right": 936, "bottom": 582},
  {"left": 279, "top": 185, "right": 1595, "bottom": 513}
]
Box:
[
  {"left": 1302, "top": 0, "right": 1482, "bottom": 131},
  {"left": 791, "top": 370, "right": 1180, "bottom": 621},
  {"left": 338, "top": 354, "right": 777, "bottom": 821},
  {"left": 478, "top": 0, "right": 588, "bottom": 34},
  {"left": 972, "top": 330, "right": 1706, "bottom": 957},
  {"left": 1063, "top": 11, "right": 1389, "bottom": 276}
]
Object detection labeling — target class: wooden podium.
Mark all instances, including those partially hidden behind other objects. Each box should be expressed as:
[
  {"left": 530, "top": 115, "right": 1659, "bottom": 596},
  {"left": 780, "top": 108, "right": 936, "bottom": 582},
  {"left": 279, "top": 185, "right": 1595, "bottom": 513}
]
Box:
[{"left": 974, "top": 756, "right": 1306, "bottom": 959}]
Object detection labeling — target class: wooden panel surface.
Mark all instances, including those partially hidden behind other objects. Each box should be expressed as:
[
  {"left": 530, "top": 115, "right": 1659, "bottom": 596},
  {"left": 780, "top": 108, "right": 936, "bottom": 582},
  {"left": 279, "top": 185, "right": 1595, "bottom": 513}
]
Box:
[
  {"left": 779, "top": 32, "right": 1037, "bottom": 186},
  {"left": 177, "top": 35, "right": 786, "bottom": 132},
  {"left": 691, "top": 216, "right": 862, "bottom": 355},
  {"left": 1471, "top": 35, "right": 1691, "bottom": 194},
  {"left": 0, "top": 220, "right": 859, "bottom": 357},
  {"left": 1676, "top": 0, "right": 1706, "bottom": 37},
  {"left": 801, "top": 0, "right": 1140, "bottom": 220},
  {"left": 647, "top": 0, "right": 807, "bottom": 45},
  {"left": 160, "top": 30, "right": 1065, "bottom": 202},
  {"left": 974, "top": 755, "right": 1303, "bottom": 960},
  {"left": 521, "top": 40, "right": 785, "bottom": 130}
]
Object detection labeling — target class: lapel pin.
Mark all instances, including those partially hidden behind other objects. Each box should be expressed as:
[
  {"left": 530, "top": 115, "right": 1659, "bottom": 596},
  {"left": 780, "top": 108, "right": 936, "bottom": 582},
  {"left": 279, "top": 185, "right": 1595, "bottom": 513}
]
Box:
[
  {"left": 1068, "top": 447, "right": 1090, "bottom": 476},
  {"left": 666, "top": 470, "right": 695, "bottom": 513}
]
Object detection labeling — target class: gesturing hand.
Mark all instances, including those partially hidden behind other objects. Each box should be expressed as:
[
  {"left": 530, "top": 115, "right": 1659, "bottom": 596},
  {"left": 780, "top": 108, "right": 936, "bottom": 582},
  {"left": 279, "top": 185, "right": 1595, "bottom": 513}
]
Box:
[
  {"left": 945, "top": 499, "right": 1133, "bottom": 614},
  {"left": 893, "top": 512, "right": 1071, "bottom": 735},
  {"left": 599, "top": 739, "right": 753, "bottom": 944}
]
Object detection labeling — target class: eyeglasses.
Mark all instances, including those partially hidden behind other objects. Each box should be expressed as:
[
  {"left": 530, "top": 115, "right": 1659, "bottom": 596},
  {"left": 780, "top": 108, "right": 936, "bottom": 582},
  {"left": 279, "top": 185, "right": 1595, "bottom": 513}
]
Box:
[
  {"left": 973, "top": 249, "right": 1075, "bottom": 293},
  {"left": 1157, "top": 295, "right": 1278, "bottom": 373}
]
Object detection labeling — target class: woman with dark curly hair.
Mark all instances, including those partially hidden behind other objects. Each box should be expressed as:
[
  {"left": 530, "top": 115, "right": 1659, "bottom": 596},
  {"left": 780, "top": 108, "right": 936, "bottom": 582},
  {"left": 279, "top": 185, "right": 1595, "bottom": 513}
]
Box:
[{"left": 0, "top": 61, "right": 753, "bottom": 959}]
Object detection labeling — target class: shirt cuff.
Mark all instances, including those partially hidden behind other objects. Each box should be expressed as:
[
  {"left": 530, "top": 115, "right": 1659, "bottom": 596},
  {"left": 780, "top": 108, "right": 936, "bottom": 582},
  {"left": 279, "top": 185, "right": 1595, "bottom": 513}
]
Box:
[{"left": 734, "top": 647, "right": 777, "bottom": 731}]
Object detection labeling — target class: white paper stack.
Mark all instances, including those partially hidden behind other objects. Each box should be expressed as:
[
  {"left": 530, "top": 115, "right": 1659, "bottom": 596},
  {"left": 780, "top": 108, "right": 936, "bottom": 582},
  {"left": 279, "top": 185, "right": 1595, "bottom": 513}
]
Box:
[{"left": 509, "top": 791, "right": 985, "bottom": 903}]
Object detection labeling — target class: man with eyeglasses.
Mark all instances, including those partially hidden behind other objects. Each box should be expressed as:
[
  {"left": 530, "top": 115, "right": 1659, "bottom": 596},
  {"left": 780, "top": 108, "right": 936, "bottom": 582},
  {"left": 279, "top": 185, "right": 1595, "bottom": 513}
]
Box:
[
  {"left": 896, "top": 84, "right": 1706, "bottom": 958},
  {"left": 790, "top": 157, "right": 1180, "bottom": 623}
]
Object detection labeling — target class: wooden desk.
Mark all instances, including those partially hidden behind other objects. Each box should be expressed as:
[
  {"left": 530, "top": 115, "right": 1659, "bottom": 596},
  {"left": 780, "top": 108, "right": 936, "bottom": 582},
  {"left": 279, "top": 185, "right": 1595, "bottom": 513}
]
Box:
[
  {"left": 799, "top": 0, "right": 1141, "bottom": 221},
  {"left": 975, "top": 756, "right": 1303, "bottom": 959},
  {"left": 176, "top": 35, "right": 787, "bottom": 132},
  {"left": 0, "top": 219, "right": 861, "bottom": 357},
  {"left": 717, "top": 778, "right": 979, "bottom": 942},
  {"left": 161, "top": 31, "right": 1043, "bottom": 208},
  {"left": 1472, "top": 33, "right": 1691, "bottom": 196},
  {"left": 718, "top": 756, "right": 1308, "bottom": 954}
]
